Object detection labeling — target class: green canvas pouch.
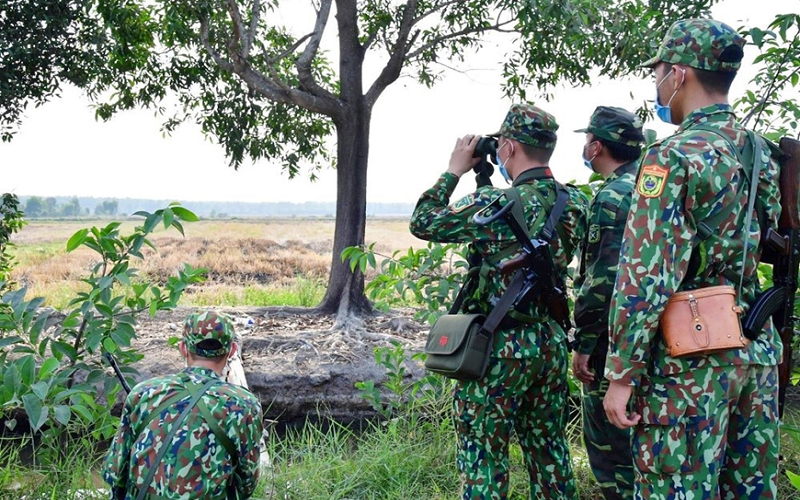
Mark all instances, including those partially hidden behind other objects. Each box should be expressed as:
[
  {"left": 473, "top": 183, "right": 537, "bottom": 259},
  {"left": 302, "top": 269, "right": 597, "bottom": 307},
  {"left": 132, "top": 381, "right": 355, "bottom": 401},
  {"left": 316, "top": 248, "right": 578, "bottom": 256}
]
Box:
[{"left": 424, "top": 313, "right": 490, "bottom": 380}]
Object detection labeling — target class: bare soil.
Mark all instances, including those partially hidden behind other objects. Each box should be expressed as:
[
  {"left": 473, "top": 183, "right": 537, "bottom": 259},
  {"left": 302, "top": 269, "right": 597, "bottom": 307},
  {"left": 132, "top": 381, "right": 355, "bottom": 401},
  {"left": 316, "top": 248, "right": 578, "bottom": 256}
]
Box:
[{"left": 130, "top": 306, "right": 430, "bottom": 430}]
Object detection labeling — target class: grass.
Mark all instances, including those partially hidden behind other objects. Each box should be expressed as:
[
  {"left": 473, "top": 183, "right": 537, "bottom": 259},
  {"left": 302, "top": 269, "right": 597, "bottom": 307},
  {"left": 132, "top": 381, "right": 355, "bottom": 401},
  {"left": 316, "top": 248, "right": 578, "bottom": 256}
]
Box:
[
  {"left": 187, "top": 277, "right": 326, "bottom": 308},
  {"left": 0, "top": 436, "right": 106, "bottom": 500},
  {"left": 3, "top": 390, "right": 800, "bottom": 499}
]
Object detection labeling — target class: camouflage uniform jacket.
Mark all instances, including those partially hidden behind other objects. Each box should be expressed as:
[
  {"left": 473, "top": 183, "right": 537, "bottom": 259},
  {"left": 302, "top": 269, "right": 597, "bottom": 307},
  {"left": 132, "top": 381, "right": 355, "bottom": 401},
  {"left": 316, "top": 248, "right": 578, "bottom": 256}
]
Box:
[
  {"left": 574, "top": 160, "right": 638, "bottom": 357},
  {"left": 607, "top": 103, "right": 782, "bottom": 387},
  {"left": 103, "top": 366, "right": 264, "bottom": 499},
  {"left": 410, "top": 169, "right": 587, "bottom": 358}
]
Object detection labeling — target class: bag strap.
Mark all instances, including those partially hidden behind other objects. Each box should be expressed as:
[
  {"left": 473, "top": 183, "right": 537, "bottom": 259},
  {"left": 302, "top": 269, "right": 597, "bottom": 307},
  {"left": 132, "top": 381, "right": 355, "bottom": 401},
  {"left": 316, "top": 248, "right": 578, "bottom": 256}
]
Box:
[
  {"left": 504, "top": 181, "right": 569, "bottom": 241},
  {"left": 135, "top": 377, "right": 218, "bottom": 500},
  {"left": 690, "top": 125, "right": 756, "bottom": 240},
  {"left": 189, "top": 382, "right": 241, "bottom": 500},
  {"left": 686, "top": 126, "right": 763, "bottom": 296}
]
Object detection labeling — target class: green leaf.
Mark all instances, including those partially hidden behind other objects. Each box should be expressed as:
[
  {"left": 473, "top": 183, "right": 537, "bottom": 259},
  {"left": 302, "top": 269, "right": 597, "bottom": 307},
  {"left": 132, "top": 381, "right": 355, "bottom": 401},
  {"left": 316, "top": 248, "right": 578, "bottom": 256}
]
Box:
[
  {"left": 30, "top": 380, "right": 49, "bottom": 401},
  {"left": 22, "top": 394, "right": 48, "bottom": 433},
  {"left": 66, "top": 229, "right": 89, "bottom": 252},
  {"left": 102, "top": 335, "right": 119, "bottom": 354},
  {"left": 96, "top": 302, "right": 114, "bottom": 318},
  {"left": 162, "top": 208, "right": 174, "bottom": 229},
  {"left": 54, "top": 405, "right": 71, "bottom": 426},
  {"left": 71, "top": 404, "right": 93, "bottom": 423},
  {"left": 18, "top": 355, "right": 35, "bottom": 386},
  {"left": 170, "top": 206, "right": 198, "bottom": 222},
  {"left": 117, "top": 271, "right": 132, "bottom": 286},
  {"left": 38, "top": 358, "right": 60, "bottom": 380},
  {"left": 51, "top": 340, "right": 78, "bottom": 362},
  {"left": 788, "top": 470, "right": 800, "bottom": 490},
  {"left": 0, "top": 336, "right": 23, "bottom": 349},
  {"left": 110, "top": 329, "right": 131, "bottom": 348}
]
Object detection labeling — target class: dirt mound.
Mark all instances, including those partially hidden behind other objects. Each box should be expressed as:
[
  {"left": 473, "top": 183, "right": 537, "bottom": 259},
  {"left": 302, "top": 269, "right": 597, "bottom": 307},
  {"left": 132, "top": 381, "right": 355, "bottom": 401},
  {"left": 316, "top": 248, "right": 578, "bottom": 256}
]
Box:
[{"left": 130, "top": 306, "right": 430, "bottom": 429}]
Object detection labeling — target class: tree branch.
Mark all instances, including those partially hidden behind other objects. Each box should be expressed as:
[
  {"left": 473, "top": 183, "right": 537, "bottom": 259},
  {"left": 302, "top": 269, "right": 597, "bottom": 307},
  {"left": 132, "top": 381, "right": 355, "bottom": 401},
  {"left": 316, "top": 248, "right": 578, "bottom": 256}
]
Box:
[
  {"left": 295, "top": 0, "right": 336, "bottom": 100},
  {"left": 366, "top": 0, "right": 419, "bottom": 103},
  {"left": 200, "top": 5, "right": 340, "bottom": 118},
  {"left": 405, "top": 18, "right": 515, "bottom": 61},
  {"left": 743, "top": 28, "right": 800, "bottom": 127},
  {"left": 225, "top": 0, "right": 247, "bottom": 61},
  {"left": 243, "top": 0, "right": 262, "bottom": 60},
  {"left": 200, "top": 17, "right": 235, "bottom": 72},
  {"left": 237, "top": 65, "right": 343, "bottom": 118}
]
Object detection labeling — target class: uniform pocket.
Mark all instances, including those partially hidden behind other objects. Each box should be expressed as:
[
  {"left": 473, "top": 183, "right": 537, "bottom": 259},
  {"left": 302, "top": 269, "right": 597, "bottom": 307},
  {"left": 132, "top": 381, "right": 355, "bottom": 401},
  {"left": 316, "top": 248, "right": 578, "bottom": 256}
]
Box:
[{"left": 633, "top": 395, "right": 703, "bottom": 475}]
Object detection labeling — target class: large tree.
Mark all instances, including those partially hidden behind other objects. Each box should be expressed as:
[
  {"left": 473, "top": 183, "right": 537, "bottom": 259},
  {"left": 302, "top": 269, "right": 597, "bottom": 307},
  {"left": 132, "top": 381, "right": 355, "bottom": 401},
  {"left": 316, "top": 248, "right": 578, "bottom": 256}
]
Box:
[
  {"left": 3, "top": 0, "right": 717, "bottom": 323},
  {"left": 0, "top": 0, "right": 106, "bottom": 142}
]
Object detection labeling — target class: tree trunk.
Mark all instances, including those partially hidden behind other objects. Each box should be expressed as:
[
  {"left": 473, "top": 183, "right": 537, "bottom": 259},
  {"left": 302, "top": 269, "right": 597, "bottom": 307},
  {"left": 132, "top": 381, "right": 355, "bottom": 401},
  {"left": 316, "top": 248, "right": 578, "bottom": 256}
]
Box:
[
  {"left": 316, "top": 113, "right": 373, "bottom": 319},
  {"left": 316, "top": 0, "right": 373, "bottom": 320}
]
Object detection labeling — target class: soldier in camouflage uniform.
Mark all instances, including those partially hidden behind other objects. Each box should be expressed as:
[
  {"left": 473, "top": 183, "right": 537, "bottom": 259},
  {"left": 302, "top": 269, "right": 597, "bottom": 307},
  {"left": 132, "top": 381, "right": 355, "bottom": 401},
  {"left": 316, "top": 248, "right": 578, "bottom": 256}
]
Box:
[
  {"left": 572, "top": 106, "right": 645, "bottom": 500},
  {"left": 410, "top": 103, "right": 586, "bottom": 500},
  {"left": 103, "top": 311, "right": 264, "bottom": 500},
  {"left": 602, "top": 19, "right": 782, "bottom": 499}
]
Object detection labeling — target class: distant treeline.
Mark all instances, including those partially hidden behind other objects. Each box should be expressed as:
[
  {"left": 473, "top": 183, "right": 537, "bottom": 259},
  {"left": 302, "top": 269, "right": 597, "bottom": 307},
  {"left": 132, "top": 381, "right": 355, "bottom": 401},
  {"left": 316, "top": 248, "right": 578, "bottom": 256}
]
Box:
[{"left": 15, "top": 196, "right": 415, "bottom": 218}]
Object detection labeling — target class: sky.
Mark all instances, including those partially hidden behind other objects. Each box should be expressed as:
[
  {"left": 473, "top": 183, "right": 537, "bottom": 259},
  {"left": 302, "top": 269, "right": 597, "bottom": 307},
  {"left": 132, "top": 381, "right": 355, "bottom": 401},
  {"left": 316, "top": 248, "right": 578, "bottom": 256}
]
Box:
[{"left": 2, "top": 0, "right": 795, "bottom": 205}]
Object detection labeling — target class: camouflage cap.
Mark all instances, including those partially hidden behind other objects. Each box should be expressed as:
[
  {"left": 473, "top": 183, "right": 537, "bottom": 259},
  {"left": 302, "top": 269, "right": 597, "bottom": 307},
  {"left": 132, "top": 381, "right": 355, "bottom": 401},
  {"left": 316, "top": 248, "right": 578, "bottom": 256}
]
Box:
[
  {"left": 491, "top": 103, "right": 558, "bottom": 149},
  {"left": 574, "top": 106, "right": 645, "bottom": 147},
  {"left": 640, "top": 18, "right": 744, "bottom": 72},
  {"left": 183, "top": 311, "right": 235, "bottom": 358}
]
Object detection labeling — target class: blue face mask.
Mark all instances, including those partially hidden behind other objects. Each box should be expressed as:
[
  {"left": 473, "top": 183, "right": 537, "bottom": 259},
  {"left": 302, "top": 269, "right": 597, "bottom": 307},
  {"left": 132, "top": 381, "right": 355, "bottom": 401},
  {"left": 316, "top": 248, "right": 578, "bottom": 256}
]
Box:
[
  {"left": 582, "top": 141, "right": 597, "bottom": 171},
  {"left": 654, "top": 98, "right": 672, "bottom": 124},
  {"left": 654, "top": 68, "right": 684, "bottom": 124},
  {"left": 498, "top": 164, "right": 511, "bottom": 183},
  {"left": 496, "top": 142, "right": 512, "bottom": 183}
]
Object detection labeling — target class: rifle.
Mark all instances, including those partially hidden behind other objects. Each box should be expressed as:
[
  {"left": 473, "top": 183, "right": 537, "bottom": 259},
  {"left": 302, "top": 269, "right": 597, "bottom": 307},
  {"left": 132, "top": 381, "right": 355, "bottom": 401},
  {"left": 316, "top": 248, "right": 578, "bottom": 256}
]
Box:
[
  {"left": 104, "top": 349, "right": 132, "bottom": 394},
  {"left": 473, "top": 198, "right": 572, "bottom": 331},
  {"left": 741, "top": 136, "right": 800, "bottom": 417}
]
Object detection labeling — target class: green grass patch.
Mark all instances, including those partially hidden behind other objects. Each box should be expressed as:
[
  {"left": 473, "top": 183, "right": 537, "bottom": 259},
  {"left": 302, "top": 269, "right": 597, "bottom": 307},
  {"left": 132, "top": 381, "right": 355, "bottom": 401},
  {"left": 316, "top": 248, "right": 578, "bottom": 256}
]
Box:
[
  {"left": 10, "top": 242, "right": 65, "bottom": 267},
  {"left": 0, "top": 436, "right": 106, "bottom": 499},
  {"left": 184, "top": 277, "right": 325, "bottom": 308}
]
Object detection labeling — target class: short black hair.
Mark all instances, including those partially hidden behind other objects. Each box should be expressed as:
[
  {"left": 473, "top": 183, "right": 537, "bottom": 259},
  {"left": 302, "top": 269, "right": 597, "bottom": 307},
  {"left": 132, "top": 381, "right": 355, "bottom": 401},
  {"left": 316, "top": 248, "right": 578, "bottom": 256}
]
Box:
[
  {"left": 597, "top": 138, "right": 642, "bottom": 163},
  {"left": 517, "top": 139, "right": 555, "bottom": 163},
  {"left": 693, "top": 67, "right": 737, "bottom": 94}
]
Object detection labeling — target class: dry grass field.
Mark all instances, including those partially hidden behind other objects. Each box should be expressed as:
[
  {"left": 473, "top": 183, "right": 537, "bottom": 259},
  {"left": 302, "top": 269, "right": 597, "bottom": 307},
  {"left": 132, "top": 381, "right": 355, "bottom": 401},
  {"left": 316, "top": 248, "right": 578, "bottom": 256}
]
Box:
[{"left": 9, "top": 217, "right": 426, "bottom": 309}]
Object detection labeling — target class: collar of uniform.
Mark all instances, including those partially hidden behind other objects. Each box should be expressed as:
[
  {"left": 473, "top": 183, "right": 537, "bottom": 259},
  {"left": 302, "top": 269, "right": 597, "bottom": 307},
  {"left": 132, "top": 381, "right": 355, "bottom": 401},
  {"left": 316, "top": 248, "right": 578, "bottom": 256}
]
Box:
[
  {"left": 512, "top": 166, "right": 553, "bottom": 187},
  {"left": 610, "top": 160, "right": 638, "bottom": 180},
  {"left": 183, "top": 365, "right": 224, "bottom": 381},
  {"left": 678, "top": 103, "right": 735, "bottom": 133}
]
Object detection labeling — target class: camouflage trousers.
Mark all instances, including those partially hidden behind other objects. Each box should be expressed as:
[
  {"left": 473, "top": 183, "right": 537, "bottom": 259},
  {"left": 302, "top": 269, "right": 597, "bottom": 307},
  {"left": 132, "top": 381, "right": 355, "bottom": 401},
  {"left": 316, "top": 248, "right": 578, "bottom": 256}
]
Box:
[
  {"left": 632, "top": 364, "right": 779, "bottom": 500},
  {"left": 581, "top": 375, "right": 634, "bottom": 500},
  {"left": 453, "top": 335, "right": 576, "bottom": 500}
]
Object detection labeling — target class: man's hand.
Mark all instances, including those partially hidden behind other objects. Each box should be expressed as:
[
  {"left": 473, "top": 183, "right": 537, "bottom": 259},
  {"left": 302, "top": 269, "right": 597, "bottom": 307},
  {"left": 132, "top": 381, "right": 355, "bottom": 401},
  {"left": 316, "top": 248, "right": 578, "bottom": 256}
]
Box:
[
  {"left": 571, "top": 352, "right": 595, "bottom": 384},
  {"left": 603, "top": 379, "right": 641, "bottom": 429},
  {"left": 446, "top": 135, "right": 481, "bottom": 177}
]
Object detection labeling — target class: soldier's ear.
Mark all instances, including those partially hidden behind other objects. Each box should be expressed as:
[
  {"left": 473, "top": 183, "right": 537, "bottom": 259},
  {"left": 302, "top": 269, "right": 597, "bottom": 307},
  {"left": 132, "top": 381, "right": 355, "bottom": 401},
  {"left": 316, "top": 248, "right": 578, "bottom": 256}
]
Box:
[{"left": 179, "top": 341, "right": 188, "bottom": 359}]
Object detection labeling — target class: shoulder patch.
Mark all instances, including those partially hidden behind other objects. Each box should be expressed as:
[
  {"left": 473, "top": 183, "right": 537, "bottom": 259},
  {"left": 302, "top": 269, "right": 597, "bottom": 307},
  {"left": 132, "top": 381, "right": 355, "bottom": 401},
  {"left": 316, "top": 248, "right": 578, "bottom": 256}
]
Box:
[
  {"left": 637, "top": 164, "right": 668, "bottom": 198},
  {"left": 450, "top": 194, "right": 476, "bottom": 213}
]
